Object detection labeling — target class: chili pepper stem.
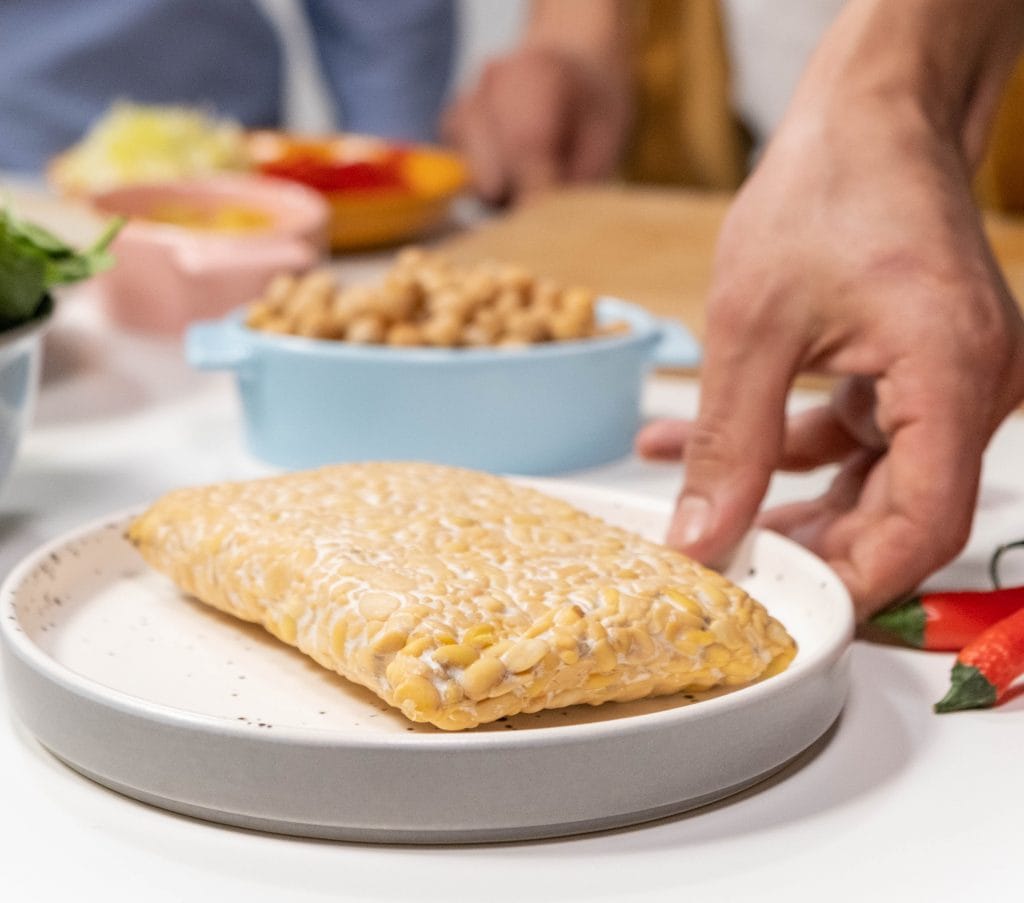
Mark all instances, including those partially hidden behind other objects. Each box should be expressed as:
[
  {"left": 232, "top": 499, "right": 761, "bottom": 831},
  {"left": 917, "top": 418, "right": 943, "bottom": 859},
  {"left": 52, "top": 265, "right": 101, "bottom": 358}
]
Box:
[
  {"left": 871, "top": 598, "right": 925, "bottom": 648},
  {"left": 934, "top": 663, "right": 998, "bottom": 713}
]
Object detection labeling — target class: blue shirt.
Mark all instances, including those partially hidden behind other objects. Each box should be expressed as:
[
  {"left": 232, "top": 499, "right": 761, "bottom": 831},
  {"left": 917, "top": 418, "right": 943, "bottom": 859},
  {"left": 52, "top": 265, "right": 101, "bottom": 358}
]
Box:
[{"left": 0, "top": 0, "right": 456, "bottom": 172}]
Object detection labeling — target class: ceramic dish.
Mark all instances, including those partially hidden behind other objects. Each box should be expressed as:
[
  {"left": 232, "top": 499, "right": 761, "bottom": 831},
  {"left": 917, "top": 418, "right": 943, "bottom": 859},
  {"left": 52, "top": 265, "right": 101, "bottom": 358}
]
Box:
[
  {"left": 0, "top": 481, "right": 853, "bottom": 843},
  {"left": 90, "top": 175, "right": 329, "bottom": 334},
  {"left": 186, "top": 298, "right": 702, "bottom": 474},
  {"left": 247, "top": 131, "right": 468, "bottom": 251}
]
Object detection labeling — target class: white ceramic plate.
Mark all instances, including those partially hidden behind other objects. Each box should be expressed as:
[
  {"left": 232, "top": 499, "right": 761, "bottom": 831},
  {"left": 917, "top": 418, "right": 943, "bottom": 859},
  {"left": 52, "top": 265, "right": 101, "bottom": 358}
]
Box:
[{"left": 0, "top": 481, "right": 853, "bottom": 843}]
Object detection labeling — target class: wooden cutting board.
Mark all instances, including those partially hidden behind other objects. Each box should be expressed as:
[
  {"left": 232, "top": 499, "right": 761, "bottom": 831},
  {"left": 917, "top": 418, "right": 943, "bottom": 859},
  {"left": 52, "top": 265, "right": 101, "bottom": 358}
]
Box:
[
  {"left": 442, "top": 187, "right": 727, "bottom": 342},
  {"left": 441, "top": 185, "right": 1024, "bottom": 349}
]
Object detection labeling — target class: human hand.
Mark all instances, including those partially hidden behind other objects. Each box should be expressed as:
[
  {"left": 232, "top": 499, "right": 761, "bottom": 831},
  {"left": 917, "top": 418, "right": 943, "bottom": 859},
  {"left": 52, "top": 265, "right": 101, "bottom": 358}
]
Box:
[
  {"left": 637, "top": 102, "right": 1024, "bottom": 619},
  {"left": 442, "top": 44, "right": 631, "bottom": 205}
]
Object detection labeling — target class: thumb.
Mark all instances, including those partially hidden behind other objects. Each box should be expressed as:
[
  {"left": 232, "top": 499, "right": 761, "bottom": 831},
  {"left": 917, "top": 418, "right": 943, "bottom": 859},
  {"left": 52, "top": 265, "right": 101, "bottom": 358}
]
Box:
[{"left": 668, "top": 319, "right": 801, "bottom": 565}]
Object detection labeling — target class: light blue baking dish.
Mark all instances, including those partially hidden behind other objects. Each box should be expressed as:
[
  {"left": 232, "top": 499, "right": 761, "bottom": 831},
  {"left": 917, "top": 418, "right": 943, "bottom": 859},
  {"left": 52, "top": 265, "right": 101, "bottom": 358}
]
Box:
[{"left": 186, "top": 298, "right": 700, "bottom": 475}]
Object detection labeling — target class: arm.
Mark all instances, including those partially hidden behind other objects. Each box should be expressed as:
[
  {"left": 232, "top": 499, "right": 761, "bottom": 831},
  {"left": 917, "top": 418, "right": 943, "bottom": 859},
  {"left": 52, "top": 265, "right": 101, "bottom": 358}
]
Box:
[
  {"left": 443, "top": 0, "right": 633, "bottom": 203},
  {"left": 637, "top": 0, "right": 1024, "bottom": 618},
  {"left": 520, "top": 0, "right": 630, "bottom": 62}
]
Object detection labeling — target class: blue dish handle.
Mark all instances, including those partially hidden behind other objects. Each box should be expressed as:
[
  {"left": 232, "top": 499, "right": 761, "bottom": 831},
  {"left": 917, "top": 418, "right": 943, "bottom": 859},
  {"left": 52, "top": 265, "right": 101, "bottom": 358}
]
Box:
[
  {"left": 651, "top": 318, "right": 702, "bottom": 368},
  {"left": 185, "top": 320, "right": 254, "bottom": 372}
]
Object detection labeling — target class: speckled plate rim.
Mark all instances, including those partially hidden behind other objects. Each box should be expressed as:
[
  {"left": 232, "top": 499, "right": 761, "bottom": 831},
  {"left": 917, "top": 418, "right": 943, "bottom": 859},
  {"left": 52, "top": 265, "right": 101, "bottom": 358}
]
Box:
[{"left": 0, "top": 482, "right": 854, "bottom": 751}]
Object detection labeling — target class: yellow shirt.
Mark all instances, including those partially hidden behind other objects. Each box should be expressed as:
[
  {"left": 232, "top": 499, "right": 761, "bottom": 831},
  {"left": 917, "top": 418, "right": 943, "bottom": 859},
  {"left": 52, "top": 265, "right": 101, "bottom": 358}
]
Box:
[{"left": 624, "top": 0, "right": 1024, "bottom": 213}]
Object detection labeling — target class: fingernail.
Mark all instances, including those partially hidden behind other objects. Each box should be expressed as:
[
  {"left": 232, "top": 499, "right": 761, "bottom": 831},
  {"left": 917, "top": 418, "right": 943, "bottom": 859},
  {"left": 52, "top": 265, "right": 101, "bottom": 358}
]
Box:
[{"left": 672, "top": 495, "right": 712, "bottom": 549}]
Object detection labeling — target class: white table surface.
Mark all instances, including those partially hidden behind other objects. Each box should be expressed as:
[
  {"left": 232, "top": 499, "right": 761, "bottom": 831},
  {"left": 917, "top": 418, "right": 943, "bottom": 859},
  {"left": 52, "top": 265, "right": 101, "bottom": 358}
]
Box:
[{"left": 3, "top": 261, "right": 1024, "bottom": 903}]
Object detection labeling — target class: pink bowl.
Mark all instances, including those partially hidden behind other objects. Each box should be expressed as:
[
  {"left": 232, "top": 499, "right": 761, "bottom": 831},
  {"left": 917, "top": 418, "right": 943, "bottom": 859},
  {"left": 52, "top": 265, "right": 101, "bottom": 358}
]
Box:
[{"left": 91, "top": 176, "right": 329, "bottom": 334}]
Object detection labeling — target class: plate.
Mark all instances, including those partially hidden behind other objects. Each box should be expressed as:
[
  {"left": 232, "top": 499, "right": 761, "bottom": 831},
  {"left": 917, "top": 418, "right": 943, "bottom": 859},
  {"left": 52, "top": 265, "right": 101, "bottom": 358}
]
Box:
[
  {"left": 246, "top": 131, "right": 468, "bottom": 251},
  {"left": 0, "top": 481, "right": 853, "bottom": 843}
]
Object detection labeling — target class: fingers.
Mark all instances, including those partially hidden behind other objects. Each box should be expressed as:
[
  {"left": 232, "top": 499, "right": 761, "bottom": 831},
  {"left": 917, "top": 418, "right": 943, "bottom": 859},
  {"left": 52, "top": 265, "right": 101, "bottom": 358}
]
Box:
[
  {"left": 446, "top": 93, "right": 561, "bottom": 205},
  {"left": 511, "top": 153, "right": 562, "bottom": 203},
  {"left": 829, "top": 376, "right": 887, "bottom": 450},
  {"left": 666, "top": 308, "right": 804, "bottom": 566},
  {"left": 482, "top": 54, "right": 568, "bottom": 200},
  {"left": 823, "top": 389, "right": 985, "bottom": 617},
  {"left": 634, "top": 419, "right": 688, "bottom": 461},
  {"left": 780, "top": 404, "right": 864, "bottom": 471},
  {"left": 758, "top": 448, "right": 879, "bottom": 548},
  {"left": 443, "top": 50, "right": 579, "bottom": 205},
  {"left": 444, "top": 47, "right": 629, "bottom": 203},
  {"left": 653, "top": 365, "right": 989, "bottom": 617},
  {"left": 636, "top": 402, "right": 863, "bottom": 470},
  {"left": 768, "top": 372, "right": 989, "bottom": 618},
  {"left": 564, "top": 84, "right": 630, "bottom": 183},
  {"left": 442, "top": 94, "right": 509, "bottom": 204}
]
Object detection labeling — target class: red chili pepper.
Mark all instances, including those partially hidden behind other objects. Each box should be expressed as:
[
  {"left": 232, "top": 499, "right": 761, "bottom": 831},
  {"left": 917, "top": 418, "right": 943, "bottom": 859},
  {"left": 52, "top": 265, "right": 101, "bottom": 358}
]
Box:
[
  {"left": 871, "top": 586, "right": 1024, "bottom": 650},
  {"left": 259, "top": 150, "right": 410, "bottom": 193},
  {"left": 934, "top": 605, "right": 1024, "bottom": 712}
]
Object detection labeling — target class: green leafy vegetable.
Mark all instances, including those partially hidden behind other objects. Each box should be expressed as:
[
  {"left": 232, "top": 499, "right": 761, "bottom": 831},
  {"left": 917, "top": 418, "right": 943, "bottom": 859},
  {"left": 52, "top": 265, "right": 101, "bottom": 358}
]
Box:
[{"left": 0, "top": 207, "right": 122, "bottom": 330}]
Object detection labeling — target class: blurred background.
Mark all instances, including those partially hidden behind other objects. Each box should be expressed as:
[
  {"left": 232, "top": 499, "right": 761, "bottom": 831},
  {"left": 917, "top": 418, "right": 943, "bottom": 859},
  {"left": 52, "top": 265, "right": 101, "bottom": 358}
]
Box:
[
  {"left": 261, "top": 0, "right": 841, "bottom": 166},
  {"left": 254, "top": 0, "right": 1022, "bottom": 206}
]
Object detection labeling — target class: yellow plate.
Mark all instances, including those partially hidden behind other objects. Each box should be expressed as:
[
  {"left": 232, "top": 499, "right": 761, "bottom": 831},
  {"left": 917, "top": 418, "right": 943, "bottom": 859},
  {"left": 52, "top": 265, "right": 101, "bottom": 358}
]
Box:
[
  {"left": 247, "top": 132, "right": 468, "bottom": 252},
  {"left": 324, "top": 147, "right": 467, "bottom": 251}
]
